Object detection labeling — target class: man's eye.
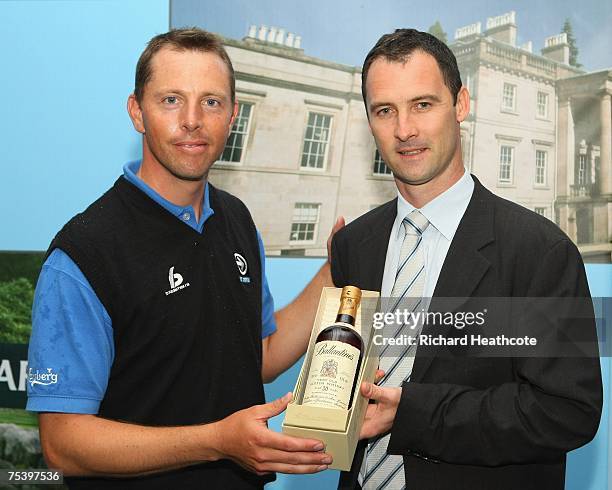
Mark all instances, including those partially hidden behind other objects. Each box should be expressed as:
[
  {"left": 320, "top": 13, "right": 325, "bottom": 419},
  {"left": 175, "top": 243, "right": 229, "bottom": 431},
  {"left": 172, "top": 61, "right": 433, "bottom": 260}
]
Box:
[
  {"left": 164, "top": 96, "right": 178, "bottom": 104},
  {"left": 204, "top": 99, "right": 220, "bottom": 107},
  {"left": 416, "top": 102, "right": 431, "bottom": 110},
  {"left": 377, "top": 107, "right": 391, "bottom": 116}
]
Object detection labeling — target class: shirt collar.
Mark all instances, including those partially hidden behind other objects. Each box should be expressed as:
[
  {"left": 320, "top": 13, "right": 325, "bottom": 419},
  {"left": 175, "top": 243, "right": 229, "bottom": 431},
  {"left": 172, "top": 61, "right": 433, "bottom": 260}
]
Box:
[
  {"left": 122, "top": 160, "right": 215, "bottom": 228},
  {"left": 395, "top": 168, "right": 474, "bottom": 241}
]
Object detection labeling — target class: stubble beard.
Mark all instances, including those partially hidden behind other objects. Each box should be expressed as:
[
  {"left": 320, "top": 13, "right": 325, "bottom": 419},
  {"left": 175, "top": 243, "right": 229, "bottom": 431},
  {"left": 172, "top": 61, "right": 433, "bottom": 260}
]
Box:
[{"left": 148, "top": 139, "right": 213, "bottom": 183}]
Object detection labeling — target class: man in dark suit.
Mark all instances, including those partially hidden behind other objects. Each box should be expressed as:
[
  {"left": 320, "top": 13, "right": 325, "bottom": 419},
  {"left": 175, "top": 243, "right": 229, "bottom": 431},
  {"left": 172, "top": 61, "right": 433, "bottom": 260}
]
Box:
[{"left": 331, "top": 29, "right": 602, "bottom": 490}]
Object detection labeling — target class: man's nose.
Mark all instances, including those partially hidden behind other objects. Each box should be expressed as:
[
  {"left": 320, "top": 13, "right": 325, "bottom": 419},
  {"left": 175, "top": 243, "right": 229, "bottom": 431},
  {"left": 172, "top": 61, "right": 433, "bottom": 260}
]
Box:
[
  {"left": 181, "top": 102, "right": 203, "bottom": 132},
  {"left": 394, "top": 112, "right": 418, "bottom": 142}
]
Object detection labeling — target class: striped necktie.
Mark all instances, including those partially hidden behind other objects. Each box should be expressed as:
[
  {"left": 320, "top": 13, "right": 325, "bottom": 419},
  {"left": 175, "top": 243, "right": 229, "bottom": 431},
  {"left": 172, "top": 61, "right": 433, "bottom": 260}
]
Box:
[{"left": 361, "top": 209, "right": 429, "bottom": 490}]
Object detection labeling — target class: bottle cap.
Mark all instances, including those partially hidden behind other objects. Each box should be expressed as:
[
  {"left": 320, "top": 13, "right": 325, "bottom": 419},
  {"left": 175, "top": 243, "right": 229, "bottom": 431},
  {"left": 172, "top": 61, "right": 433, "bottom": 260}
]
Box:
[{"left": 341, "top": 286, "right": 362, "bottom": 302}]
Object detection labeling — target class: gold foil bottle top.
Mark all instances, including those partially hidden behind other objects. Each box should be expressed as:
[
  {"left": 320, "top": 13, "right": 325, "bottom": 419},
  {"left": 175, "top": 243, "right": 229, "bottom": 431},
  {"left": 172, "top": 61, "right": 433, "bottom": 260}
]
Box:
[{"left": 337, "top": 286, "right": 362, "bottom": 317}]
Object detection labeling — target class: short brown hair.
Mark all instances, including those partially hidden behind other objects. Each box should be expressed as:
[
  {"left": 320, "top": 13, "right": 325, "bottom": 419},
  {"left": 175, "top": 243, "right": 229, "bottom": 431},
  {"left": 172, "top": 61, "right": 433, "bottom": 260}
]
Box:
[
  {"left": 134, "top": 28, "right": 235, "bottom": 103},
  {"left": 362, "top": 29, "right": 462, "bottom": 106}
]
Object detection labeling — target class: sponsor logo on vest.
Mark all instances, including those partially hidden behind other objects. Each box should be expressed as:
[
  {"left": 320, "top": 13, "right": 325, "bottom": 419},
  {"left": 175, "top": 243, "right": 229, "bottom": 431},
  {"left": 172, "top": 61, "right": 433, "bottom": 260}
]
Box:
[
  {"left": 28, "top": 367, "right": 59, "bottom": 387},
  {"left": 165, "top": 266, "right": 191, "bottom": 295},
  {"left": 234, "top": 253, "right": 251, "bottom": 283}
]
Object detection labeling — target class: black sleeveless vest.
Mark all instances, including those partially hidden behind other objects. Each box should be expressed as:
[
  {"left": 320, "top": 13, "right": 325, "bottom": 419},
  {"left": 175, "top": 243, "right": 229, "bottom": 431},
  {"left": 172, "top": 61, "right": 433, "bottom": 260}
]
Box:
[{"left": 47, "top": 177, "right": 273, "bottom": 489}]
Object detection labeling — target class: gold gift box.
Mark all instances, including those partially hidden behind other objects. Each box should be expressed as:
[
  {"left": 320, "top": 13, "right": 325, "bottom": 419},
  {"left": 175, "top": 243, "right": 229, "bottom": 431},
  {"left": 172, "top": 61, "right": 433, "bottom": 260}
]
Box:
[{"left": 282, "top": 287, "right": 380, "bottom": 471}]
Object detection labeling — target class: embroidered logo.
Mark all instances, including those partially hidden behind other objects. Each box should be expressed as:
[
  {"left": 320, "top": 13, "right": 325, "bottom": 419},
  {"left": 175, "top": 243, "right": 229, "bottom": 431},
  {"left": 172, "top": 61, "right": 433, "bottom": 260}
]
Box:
[
  {"left": 234, "top": 253, "right": 248, "bottom": 275},
  {"left": 28, "top": 368, "right": 59, "bottom": 387},
  {"left": 169, "top": 266, "right": 183, "bottom": 288},
  {"left": 165, "top": 266, "right": 191, "bottom": 296},
  {"left": 234, "top": 253, "right": 251, "bottom": 284}
]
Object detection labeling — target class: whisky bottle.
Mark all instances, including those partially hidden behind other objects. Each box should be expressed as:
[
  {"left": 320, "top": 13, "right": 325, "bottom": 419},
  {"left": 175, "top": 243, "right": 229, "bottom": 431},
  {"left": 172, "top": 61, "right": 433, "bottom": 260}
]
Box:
[{"left": 302, "top": 286, "right": 364, "bottom": 410}]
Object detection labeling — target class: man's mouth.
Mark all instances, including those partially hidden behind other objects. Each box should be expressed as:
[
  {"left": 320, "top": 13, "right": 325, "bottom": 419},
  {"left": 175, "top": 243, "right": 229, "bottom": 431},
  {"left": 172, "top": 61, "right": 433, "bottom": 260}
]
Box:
[
  {"left": 175, "top": 141, "right": 208, "bottom": 153},
  {"left": 398, "top": 148, "right": 427, "bottom": 156}
]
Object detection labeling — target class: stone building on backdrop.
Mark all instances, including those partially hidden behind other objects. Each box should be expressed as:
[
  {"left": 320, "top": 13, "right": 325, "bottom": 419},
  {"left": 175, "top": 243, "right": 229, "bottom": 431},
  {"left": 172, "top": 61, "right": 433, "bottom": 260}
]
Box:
[{"left": 208, "top": 15, "right": 612, "bottom": 262}]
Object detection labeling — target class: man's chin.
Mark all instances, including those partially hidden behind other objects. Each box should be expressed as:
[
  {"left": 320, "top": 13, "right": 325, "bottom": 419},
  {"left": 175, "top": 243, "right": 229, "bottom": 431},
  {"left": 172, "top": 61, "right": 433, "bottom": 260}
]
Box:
[
  {"left": 174, "top": 172, "right": 208, "bottom": 182},
  {"left": 391, "top": 170, "right": 434, "bottom": 186},
  {"left": 163, "top": 161, "right": 210, "bottom": 182}
]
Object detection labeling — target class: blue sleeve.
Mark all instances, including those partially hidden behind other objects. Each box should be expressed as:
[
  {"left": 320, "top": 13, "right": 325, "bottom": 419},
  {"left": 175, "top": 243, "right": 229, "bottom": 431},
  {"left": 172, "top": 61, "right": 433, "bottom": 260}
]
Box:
[
  {"left": 258, "top": 231, "right": 277, "bottom": 339},
  {"left": 26, "top": 249, "right": 114, "bottom": 414}
]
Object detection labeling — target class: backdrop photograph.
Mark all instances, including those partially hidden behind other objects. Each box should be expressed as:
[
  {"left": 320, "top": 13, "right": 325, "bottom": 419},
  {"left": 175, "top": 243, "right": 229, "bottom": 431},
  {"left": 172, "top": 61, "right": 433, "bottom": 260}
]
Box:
[{"left": 0, "top": 1, "right": 610, "bottom": 489}]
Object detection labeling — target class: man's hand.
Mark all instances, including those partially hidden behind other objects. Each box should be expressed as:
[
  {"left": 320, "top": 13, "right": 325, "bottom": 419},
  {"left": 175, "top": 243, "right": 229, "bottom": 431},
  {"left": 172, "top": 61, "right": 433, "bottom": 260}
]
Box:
[
  {"left": 327, "top": 216, "right": 345, "bottom": 263},
  {"left": 214, "top": 393, "right": 332, "bottom": 475},
  {"left": 359, "top": 382, "right": 402, "bottom": 440}
]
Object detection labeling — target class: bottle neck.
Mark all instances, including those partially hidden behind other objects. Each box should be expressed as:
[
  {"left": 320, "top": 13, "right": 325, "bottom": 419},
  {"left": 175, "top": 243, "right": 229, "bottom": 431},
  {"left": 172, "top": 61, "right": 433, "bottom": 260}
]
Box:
[{"left": 335, "top": 313, "right": 355, "bottom": 325}]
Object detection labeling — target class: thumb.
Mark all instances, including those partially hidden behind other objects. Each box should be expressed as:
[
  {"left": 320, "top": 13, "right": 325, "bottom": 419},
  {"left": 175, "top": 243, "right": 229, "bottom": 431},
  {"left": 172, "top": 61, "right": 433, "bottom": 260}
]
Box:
[
  {"left": 259, "top": 392, "right": 293, "bottom": 419},
  {"left": 361, "top": 381, "right": 385, "bottom": 401}
]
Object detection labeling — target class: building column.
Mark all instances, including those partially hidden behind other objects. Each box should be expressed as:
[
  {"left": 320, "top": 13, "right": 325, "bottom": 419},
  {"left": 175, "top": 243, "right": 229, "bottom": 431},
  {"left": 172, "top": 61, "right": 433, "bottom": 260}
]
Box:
[
  {"left": 600, "top": 92, "right": 612, "bottom": 242},
  {"left": 600, "top": 92, "right": 612, "bottom": 194},
  {"left": 556, "top": 95, "right": 575, "bottom": 240},
  {"left": 557, "top": 96, "right": 574, "bottom": 197}
]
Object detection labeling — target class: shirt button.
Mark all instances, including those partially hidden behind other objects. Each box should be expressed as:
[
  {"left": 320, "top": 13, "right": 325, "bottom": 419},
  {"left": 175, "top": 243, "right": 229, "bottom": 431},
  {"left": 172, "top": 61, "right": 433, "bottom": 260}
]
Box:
[{"left": 182, "top": 212, "right": 190, "bottom": 221}]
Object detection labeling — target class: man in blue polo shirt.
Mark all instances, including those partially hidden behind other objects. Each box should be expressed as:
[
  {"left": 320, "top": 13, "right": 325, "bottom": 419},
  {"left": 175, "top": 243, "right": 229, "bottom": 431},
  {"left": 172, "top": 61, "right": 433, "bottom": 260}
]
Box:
[{"left": 27, "top": 28, "right": 337, "bottom": 489}]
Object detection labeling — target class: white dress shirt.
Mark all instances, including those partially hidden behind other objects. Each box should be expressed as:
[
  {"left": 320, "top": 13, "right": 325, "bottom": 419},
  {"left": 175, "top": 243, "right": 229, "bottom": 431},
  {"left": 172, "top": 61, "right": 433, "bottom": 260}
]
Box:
[{"left": 381, "top": 169, "right": 475, "bottom": 299}]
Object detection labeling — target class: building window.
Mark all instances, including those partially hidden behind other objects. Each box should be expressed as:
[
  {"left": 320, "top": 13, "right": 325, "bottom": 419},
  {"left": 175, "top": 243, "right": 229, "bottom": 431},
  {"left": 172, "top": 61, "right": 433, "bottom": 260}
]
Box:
[
  {"left": 535, "top": 150, "right": 547, "bottom": 185},
  {"left": 499, "top": 145, "right": 514, "bottom": 184},
  {"left": 534, "top": 207, "right": 546, "bottom": 217},
  {"left": 373, "top": 150, "right": 392, "bottom": 175},
  {"left": 221, "top": 102, "right": 253, "bottom": 163},
  {"left": 502, "top": 83, "right": 516, "bottom": 112},
  {"left": 577, "top": 154, "right": 587, "bottom": 185},
  {"left": 537, "top": 92, "right": 548, "bottom": 119},
  {"left": 301, "top": 112, "right": 333, "bottom": 169},
  {"left": 290, "top": 203, "right": 320, "bottom": 242}
]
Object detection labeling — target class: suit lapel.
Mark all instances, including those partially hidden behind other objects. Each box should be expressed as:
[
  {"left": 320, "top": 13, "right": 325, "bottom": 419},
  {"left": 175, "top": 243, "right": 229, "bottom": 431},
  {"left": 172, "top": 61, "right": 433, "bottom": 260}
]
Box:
[
  {"left": 336, "top": 202, "right": 396, "bottom": 488},
  {"left": 356, "top": 199, "right": 397, "bottom": 292},
  {"left": 411, "top": 176, "right": 495, "bottom": 383}
]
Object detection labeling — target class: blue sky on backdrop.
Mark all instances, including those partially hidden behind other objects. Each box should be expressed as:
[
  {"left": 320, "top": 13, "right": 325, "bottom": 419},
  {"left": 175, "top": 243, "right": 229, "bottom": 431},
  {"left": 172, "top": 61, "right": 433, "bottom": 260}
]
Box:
[{"left": 172, "top": 0, "right": 612, "bottom": 72}]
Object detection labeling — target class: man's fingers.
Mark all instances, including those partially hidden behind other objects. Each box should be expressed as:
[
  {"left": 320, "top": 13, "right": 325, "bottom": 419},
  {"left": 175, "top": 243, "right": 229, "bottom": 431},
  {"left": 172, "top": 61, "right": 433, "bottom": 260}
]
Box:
[
  {"left": 257, "top": 462, "right": 329, "bottom": 474},
  {"left": 258, "top": 392, "right": 292, "bottom": 419},
  {"left": 363, "top": 403, "right": 378, "bottom": 420},
  {"left": 256, "top": 448, "right": 332, "bottom": 466},
  {"left": 261, "top": 428, "right": 325, "bottom": 452},
  {"left": 374, "top": 369, "right": 385, "bottom": 384},
  {"left": 326, "top": 216, "right": 346, "bottom": 261},
  {"left": 360, "top": 420, "right": 379, "bottom": 440},
  {"left": 361, "top": 381, "right": 385, "bottom": 401},
  {"left": 331, "top": 216, "right": 346, "bottom": 234},
  {"left": 247, "top": 446, "right": 332, "bottom": 474}
]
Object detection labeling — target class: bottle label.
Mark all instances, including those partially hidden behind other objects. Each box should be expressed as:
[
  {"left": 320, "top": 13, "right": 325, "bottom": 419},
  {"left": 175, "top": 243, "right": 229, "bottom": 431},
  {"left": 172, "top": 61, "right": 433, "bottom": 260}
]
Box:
[{"left": 302, "top": 340, "right": 360, "bottom": 410}]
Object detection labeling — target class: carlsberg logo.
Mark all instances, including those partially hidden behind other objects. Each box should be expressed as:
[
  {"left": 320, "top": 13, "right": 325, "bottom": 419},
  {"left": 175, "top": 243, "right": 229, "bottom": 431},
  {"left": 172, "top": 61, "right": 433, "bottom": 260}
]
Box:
[{"left": 28, "top": 367, "right": 59, "bottom": 387}]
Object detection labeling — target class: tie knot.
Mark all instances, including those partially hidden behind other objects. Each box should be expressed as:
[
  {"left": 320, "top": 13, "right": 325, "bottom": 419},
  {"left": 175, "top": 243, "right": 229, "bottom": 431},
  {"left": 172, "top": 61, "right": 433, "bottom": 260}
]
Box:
[{"left": 403, "top": 210, "right": 429, "bottom": 235}]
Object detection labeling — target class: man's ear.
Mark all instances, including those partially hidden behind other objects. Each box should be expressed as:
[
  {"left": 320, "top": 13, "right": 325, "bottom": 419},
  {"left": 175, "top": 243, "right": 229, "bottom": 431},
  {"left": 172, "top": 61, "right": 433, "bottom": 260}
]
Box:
[
  {"left": 455, "top": 86, "right": 470, "bottom": 123},
  {"left": 229, "top": 100, "right": 238, "bottom": 129},
  {"left": 127, "top": 94, "right": 145, "bottom": 134}
]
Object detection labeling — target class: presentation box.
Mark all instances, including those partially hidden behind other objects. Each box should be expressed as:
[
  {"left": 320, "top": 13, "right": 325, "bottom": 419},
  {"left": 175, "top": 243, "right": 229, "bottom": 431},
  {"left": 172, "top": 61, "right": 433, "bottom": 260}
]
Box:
[{"left": 282, "top": 287, "right": 379, "bottom": 471}]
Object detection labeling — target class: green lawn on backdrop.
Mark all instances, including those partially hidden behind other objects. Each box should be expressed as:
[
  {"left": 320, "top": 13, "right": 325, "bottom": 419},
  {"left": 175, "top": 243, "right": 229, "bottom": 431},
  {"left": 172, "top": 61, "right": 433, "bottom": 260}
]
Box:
[{"left": 0, "top": 408, "right": 38, "bottom": 428}]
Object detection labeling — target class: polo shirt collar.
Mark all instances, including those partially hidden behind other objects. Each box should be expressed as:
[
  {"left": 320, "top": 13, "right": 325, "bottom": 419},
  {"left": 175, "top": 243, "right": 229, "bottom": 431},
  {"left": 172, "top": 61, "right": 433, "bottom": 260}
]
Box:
[{"left": 122, "top": 160, "right": 215, "bottom": 230}]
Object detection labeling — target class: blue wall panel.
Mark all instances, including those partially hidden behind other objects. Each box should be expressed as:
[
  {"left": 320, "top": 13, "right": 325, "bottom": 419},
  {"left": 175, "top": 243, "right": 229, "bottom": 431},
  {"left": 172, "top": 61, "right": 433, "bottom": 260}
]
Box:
[{"left": 0, "top": 0, "right": 169, "bottom": 251}]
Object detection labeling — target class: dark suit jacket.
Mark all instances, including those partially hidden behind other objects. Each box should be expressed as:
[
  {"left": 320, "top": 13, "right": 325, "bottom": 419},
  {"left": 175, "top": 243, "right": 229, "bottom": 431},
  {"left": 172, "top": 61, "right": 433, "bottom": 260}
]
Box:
[{"left": 332, "top": 176, "right": 602, "bottom": 490}]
